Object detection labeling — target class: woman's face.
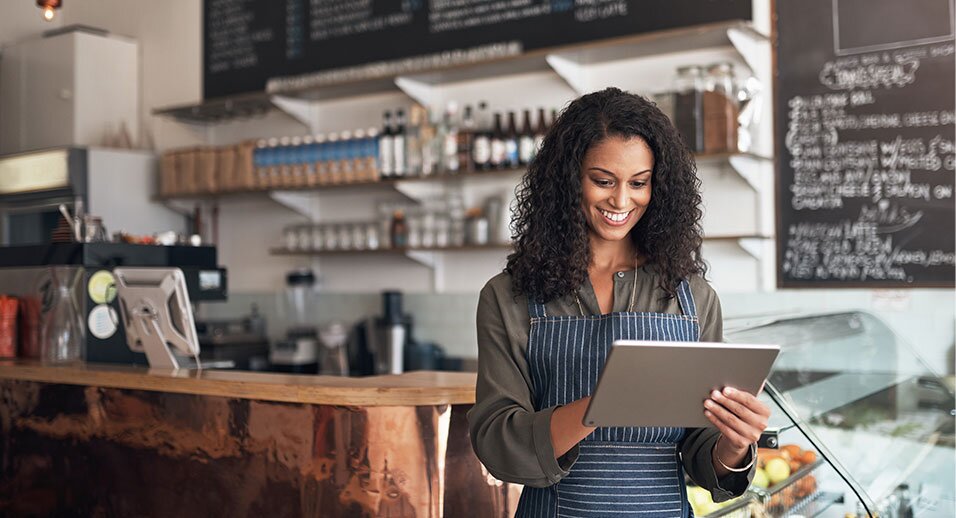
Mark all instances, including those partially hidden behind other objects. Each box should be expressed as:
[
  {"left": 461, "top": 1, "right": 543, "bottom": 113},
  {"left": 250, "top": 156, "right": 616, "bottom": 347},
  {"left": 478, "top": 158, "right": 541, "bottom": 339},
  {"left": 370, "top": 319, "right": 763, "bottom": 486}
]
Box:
[{"left": 580, "top": 135, "right": 654, "bottom": 245}]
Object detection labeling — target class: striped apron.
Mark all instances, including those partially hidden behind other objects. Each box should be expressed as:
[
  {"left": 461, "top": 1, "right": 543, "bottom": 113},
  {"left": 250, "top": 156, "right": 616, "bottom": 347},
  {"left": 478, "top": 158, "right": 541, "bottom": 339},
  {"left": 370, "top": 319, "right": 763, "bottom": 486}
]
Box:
[{"left": 516, "top": 280, "right": 701, "bottom": 518}]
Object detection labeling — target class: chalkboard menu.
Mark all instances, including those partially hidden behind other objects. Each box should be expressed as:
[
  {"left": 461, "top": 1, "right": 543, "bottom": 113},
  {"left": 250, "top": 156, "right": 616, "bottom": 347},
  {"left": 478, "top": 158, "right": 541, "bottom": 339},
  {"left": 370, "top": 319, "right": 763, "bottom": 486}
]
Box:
[
  {"left": 776, "top": 0, "right": 955, "bottom": 288},
  {"left": 203, "top": 0, "right": 751, "bottom": 100}
]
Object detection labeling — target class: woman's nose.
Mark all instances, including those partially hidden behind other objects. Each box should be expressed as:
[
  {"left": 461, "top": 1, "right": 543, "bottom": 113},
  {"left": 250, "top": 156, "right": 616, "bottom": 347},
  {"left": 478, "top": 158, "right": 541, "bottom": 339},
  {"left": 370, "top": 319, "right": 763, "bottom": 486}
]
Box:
[{"left": 609, "top": 185, "right": 628, "bottom": 209}]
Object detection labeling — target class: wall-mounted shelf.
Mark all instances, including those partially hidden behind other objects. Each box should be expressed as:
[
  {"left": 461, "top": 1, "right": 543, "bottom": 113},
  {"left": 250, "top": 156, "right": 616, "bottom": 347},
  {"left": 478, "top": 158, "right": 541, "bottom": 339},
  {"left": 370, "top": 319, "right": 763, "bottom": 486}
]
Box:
[
  {"left": 272, "top": 235, "right": 768, "bottom": 258},
  {"left": 153, "top": 20, "right": 766, "bottom": 126},
  {"left": 154, "top": 167, "right": 527, "bottom": 202}
]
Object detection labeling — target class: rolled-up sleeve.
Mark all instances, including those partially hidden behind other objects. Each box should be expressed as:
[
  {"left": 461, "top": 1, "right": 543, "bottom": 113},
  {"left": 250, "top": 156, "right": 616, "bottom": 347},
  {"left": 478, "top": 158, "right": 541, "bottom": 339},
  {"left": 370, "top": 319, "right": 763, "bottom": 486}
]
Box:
[
  {"left": 680, "top": 428, "right": 755, "bottom": 502},
  {"left": 681, "top": 279, "right": 755, "bottom": 501},
  {"left": 466, "top": 282, "right": 579, "bottom": 488}
]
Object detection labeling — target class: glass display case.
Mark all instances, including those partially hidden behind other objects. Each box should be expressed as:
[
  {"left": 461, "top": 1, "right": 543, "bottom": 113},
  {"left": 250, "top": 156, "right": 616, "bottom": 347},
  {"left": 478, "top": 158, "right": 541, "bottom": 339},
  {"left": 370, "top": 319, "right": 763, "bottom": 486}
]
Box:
[{"left": 702, "top": 311, "right": 956, "bottom": 518}]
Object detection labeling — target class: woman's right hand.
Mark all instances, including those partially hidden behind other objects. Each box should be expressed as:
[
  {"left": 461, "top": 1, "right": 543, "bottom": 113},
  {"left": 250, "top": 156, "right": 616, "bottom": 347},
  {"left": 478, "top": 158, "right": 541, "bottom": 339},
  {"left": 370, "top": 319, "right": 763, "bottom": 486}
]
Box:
[{"left": 550, "top": 396, "right": 597, "bottom": 458}]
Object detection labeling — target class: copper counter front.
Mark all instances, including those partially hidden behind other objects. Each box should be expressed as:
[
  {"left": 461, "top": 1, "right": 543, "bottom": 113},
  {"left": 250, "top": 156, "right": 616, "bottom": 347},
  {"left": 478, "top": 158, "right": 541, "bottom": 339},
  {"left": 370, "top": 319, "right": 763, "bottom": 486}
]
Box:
[{"left": 0, "top": 377, "right": 519, "bottom": 517}]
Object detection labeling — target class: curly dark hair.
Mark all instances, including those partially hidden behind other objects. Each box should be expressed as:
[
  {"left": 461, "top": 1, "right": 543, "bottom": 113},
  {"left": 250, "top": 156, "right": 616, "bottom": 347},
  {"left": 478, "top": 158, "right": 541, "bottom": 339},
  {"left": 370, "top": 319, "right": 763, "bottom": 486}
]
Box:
[{"left": 506, "top": 87, "right": 706, "bottom": 302}]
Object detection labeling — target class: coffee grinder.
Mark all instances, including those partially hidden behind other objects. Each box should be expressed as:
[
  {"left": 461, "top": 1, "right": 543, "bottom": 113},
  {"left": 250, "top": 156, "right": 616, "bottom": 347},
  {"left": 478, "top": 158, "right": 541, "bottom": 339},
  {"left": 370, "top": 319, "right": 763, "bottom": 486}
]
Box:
[{"left": 269, "top": 269, "right": 319, "bottom": 373}]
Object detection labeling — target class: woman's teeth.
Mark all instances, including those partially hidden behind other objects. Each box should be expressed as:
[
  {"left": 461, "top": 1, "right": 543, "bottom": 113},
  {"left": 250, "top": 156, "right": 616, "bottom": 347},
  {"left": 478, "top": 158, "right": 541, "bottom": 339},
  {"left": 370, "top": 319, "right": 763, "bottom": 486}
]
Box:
[{"left": 599, "top": 209, "right": 631, "bottom": 222}]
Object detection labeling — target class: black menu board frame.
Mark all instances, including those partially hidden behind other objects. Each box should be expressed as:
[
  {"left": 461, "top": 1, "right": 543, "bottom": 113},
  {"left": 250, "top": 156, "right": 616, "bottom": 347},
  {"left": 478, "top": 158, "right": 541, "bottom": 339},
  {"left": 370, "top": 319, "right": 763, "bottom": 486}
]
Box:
[
  {"left": 775, "top": 0, "right": 956, "bottom": 288},
  {"left": 202, "top": 0, "right": 752, "bottom": 100}
]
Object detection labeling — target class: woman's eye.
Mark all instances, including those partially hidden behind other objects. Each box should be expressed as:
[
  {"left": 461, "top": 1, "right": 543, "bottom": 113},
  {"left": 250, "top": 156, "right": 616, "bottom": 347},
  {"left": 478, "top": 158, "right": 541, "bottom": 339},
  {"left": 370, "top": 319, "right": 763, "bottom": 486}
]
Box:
[
  {"left": 593, "top": 179, "right": 613, "bottom": 187},
  {"left": 630, "top": 181, "right": 647, "bottom": 188}
]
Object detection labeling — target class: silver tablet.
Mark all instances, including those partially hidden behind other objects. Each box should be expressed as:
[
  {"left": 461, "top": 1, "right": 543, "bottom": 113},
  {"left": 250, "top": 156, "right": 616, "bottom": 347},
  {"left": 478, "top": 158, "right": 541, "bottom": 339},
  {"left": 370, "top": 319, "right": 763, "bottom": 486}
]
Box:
[{"left": 582, "top": 340, "right": 779, "bottom": 428}]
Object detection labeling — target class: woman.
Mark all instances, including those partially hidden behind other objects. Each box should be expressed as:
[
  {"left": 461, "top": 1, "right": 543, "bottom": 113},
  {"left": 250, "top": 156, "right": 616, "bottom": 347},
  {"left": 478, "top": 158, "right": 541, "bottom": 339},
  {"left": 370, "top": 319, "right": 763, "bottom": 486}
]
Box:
[{"left": 467, "top": 88, "right": 769, "bottom": 517}]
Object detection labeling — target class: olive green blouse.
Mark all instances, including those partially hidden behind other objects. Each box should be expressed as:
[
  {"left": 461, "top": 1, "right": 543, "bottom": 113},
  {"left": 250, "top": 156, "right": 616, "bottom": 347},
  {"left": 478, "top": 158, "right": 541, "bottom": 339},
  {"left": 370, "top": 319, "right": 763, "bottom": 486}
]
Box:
[{"left": 467, "top": 265, "right": 754, "bottom": 502}]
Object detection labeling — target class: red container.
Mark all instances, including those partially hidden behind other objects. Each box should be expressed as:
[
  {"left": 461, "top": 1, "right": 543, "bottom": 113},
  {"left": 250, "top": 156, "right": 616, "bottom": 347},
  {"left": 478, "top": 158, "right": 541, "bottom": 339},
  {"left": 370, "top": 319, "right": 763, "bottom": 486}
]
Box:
[
  {"left": 17, "top": 296, "right": 41, "bottom": 359},
  {"left": 0, "top": 296, "right": 18, "bottom": 358}
]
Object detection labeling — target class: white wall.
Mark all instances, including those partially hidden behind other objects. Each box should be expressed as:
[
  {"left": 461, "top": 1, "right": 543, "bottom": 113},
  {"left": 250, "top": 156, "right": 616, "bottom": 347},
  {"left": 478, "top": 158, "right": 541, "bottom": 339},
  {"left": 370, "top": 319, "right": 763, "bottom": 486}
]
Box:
[{"left": 0, "top": 1, "right": 62, "bottom": 46}]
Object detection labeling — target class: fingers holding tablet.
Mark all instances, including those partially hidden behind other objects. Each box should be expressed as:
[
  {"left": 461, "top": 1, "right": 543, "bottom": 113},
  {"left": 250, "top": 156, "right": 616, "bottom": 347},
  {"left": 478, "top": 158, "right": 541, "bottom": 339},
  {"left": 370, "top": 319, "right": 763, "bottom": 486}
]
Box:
[{"left": 703, "top": 386, "right": 771, "bottom": 448}]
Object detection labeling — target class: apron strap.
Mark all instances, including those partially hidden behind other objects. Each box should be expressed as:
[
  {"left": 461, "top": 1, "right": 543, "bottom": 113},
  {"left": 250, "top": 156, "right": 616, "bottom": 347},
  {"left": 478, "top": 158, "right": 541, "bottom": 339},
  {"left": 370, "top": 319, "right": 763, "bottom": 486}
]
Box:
[
  {"left": 676, "top": 279, "right": 698, "bottom": 318},
  {"left": 527, "top": 298, "right": 548, "bottom": 318}
]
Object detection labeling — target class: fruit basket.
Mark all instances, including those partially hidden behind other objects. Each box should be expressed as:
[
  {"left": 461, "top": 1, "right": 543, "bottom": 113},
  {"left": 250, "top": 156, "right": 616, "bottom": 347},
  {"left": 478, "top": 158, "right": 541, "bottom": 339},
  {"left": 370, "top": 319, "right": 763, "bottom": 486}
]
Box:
[
  {"left": 688, "top": 485, "right": 759, "bottom": 518},
  {"left": 749, "top": 458, "right": 824, "bottom": 517}
]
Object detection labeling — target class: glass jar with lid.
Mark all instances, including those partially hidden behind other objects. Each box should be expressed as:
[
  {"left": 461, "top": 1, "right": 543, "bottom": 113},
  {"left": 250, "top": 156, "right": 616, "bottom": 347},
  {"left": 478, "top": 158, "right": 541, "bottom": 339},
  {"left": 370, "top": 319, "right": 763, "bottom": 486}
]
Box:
[
  {"left": 702, "top": 62, "right": 739, "bottom": 154},
  {"left": 673, "top": 65, "right": 705, "bottom": 152}
]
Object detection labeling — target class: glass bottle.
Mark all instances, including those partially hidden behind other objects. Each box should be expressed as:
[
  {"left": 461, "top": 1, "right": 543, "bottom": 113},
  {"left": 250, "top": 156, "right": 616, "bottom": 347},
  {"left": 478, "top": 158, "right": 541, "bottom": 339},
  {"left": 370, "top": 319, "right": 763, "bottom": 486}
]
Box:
[
  {"left": 390, "top": 210, "right": 408, "bottom": 248},
  {"left": 504, "top": 111, "right": 519, "bottom": 169},
  {"left": 457, "top": 105, "right": 475, "bottom": 173},
  {"left": 490, "top": 113, "right": 506, "bottom": 169},
  {"left": 442, "top": 101, "right": 460, "bottom": 174},
  {"left": 472, "top": 101, "right": 492, "bottom": 171},
  {"left": 406, "top": 105, "right": 426, "bottom": 176},
  {"left": 393, "top": 109, "right": 407, "bottom": 177},
  {"left": 518, "top": 109, "right": 535, "bottom": 166},
  {"left": 379, "top": 111, "right": 394, "bottom": 177}
]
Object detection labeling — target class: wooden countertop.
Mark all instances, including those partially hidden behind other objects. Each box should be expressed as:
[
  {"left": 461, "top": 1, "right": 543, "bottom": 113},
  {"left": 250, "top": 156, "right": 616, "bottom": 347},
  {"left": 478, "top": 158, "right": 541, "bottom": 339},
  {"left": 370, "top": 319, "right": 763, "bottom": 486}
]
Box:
[{"left": 0, "top": 361, "right": 478, "bottom": 406}]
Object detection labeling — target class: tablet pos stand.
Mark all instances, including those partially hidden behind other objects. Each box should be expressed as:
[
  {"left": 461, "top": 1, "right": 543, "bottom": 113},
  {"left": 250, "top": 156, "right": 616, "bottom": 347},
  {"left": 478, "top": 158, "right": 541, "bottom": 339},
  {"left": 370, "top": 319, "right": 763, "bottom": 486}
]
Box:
[{"left": 114, "top": 267, "right": 201, "bottom": 370}]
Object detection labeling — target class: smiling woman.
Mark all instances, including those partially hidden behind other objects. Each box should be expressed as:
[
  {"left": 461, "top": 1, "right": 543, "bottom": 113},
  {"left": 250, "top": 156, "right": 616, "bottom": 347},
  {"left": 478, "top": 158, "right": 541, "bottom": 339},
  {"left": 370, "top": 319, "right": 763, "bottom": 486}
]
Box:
[{"left": 467, "top": 88, "right": 768, "bottom": 518}]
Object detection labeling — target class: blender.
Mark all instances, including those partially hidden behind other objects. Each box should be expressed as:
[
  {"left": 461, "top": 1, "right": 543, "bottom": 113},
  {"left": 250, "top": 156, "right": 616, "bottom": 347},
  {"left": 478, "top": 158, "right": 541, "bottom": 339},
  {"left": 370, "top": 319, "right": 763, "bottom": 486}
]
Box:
[{"left": 270, "top": 269, "right": 319, "bottom": 373}]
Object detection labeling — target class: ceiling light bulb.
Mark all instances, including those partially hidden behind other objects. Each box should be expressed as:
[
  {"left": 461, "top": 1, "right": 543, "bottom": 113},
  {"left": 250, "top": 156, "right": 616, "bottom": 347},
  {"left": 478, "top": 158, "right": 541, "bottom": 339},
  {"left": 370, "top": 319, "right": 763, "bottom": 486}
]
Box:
[{"left": 42, "top": 6, "right": 55, "bottom": 21}]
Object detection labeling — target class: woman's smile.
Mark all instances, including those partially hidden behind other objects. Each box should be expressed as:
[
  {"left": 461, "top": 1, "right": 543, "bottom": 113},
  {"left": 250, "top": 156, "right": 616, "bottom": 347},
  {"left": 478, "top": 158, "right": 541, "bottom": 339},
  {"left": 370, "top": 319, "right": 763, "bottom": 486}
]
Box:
[{"left": 598, "top": 208, "right": 633, "bottom": 226}]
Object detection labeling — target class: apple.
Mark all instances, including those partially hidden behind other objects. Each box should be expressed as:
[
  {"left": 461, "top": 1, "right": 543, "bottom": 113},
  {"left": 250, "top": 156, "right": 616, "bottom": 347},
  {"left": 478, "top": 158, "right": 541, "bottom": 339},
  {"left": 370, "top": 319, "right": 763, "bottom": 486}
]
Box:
[
  {"left": 752, "top": 467, "right": 770, "bottom": 488},
  {"left": 765, "top": 457, "right": 792, "bottom": 485}
]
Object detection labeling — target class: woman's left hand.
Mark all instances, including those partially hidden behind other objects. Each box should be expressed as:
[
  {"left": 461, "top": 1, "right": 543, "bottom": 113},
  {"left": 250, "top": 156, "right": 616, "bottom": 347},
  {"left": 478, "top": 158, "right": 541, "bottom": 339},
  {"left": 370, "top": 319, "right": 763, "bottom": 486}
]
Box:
[{"left": 703, "top": 386, "right": 771, "bottom": 473}]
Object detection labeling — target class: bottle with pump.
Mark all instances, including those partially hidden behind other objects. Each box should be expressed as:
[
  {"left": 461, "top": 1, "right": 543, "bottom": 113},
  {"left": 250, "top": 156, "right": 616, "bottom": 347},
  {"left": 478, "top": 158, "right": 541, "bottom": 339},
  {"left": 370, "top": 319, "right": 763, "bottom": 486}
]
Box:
[
  {"left": 379, "top": 111, "right": 394, "bottom": 177},
  {"left": 472, "top": 101, "right": 492, "bottom": 171}
]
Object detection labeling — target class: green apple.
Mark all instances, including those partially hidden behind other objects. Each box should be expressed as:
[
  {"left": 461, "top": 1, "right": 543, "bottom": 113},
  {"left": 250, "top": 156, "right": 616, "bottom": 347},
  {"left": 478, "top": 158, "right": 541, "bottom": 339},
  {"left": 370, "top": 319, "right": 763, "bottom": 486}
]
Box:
[
  {"left": 765, "top": 457, "right": 792, "bottom": 485},
  {"left": 752, "top": 467, "right": 770, "bottom": 488}
]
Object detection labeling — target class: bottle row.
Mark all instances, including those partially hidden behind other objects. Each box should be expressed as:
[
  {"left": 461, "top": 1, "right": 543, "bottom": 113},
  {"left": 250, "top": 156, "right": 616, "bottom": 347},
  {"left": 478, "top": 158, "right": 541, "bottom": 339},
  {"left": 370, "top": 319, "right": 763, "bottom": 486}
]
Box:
[
  {"left": 157, "top": 102, "right": 557, "bottom": 197},
  {"left": 280, "top": 194, "right": 510, "bottom": 253},
  {"left": 378, "top": 102, "right": 554, "bottom": 178}
]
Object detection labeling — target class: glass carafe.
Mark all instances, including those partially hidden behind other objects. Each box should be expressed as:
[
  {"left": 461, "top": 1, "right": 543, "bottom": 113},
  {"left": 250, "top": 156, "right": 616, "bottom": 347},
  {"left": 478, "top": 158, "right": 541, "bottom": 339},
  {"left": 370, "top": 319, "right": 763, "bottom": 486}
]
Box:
[{"left": 39, "top": 267, "right": 83, "bottom": 363}]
